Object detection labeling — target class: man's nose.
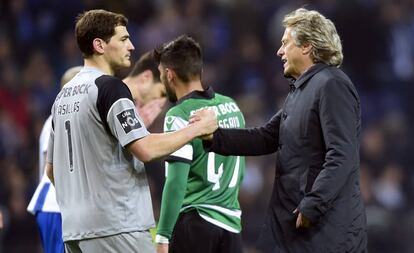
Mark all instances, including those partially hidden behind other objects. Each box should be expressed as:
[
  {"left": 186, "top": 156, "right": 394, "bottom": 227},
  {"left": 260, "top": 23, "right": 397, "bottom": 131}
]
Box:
[
  {"left": 128, "top": 40, "right": 135, "bottom": 51},
  {"left": 276, "top": 47, "right": 283, "bottom": 57}
]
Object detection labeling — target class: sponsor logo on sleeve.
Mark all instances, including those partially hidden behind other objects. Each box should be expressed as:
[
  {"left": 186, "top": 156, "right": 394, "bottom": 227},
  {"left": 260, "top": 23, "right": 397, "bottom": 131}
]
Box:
[
  {"left": 165, "top": 116, "right": 175, "bottom": 131},
  {"left": 116, "top": 109, "right": 142, "bottom": 134},
  {"left": 164, "top": 116, "right": 188, "bottom": 132}
]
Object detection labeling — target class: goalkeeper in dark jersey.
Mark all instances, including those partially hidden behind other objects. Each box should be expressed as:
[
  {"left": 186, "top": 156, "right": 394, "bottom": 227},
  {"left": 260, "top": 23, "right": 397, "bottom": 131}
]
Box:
[{"left": 154, "top": 35, "right": 246, "bottom": 253}]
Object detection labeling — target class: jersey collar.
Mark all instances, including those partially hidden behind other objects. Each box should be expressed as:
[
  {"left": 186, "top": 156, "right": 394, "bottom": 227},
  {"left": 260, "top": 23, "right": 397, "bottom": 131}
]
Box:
[{"left": 175, "top": 86, "right": 215, "bottom": 105}]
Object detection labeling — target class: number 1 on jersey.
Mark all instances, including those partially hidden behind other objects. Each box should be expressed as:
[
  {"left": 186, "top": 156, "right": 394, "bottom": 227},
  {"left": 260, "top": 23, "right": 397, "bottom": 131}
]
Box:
[{"left": 65, "top": 120, "right": 74, "bottom": 172}]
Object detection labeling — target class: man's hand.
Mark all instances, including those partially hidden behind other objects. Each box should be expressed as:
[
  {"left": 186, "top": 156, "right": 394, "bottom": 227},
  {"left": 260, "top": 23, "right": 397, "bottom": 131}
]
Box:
[
  {"left": 200, "top": 133, "right": 213, "bottom": 141},
  {"left": 294, "top": 208, "right": 311, "bottom": 228},
  {"left": 189, "top": 109, "right": 218, "bottom": 137},
  {"left": 137, "top": 98, "right": 166, "bottom": 127},
  {"left": 46, "top": 162, "right": 54, "bottom": 185},
  {"left": 156, "top": 243, "right": 169, "bottom": 253}
]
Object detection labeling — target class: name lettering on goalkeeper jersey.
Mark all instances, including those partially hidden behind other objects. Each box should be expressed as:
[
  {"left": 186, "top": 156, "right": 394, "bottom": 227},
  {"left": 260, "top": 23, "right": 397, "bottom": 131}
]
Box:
[
  {"left": 57, "top": 101, "right": 80, "bottom": 115},
  {"left": 55, "top": 84, "right": 92, "bottom": 101}
]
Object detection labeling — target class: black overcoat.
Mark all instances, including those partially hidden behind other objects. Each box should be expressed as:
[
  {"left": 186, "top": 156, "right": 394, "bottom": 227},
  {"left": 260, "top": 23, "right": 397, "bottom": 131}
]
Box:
[{"left": 206, "top": 63, "right": 367, "bottom": 253}]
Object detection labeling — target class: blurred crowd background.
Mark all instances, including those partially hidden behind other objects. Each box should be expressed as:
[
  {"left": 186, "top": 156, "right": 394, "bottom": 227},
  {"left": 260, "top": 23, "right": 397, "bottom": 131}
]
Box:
[{"left": 1, "top": 0, "right": 414, "bottom": 252}]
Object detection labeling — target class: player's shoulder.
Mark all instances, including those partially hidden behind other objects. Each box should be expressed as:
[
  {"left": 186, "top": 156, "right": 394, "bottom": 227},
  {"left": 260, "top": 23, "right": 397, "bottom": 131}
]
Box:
[
  {"left": 95, "top": 75, "right": 132, "bottom": 98},
  {"left": 166, "top": 104, "right": 188, "bottom": 118},
  {"left": 214, "top": 92, "right": 237, "bottom": 103},
  {"left": 95, "top": 75, "right": 128, "bottom": 89},
  {"left": 164, "top": 106, "right": 188, "bottom": 132}
]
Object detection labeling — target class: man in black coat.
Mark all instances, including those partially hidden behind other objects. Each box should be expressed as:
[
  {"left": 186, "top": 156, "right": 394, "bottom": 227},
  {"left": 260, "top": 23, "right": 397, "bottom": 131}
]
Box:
[{"left": 200, "top": 8, "right": 367, "bottom": 253}]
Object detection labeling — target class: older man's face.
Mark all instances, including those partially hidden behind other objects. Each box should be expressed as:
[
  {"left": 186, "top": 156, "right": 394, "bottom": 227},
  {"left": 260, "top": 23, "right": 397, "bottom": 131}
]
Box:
[{"left": 277, "top": 27, "right": 309, "bottom": 79}]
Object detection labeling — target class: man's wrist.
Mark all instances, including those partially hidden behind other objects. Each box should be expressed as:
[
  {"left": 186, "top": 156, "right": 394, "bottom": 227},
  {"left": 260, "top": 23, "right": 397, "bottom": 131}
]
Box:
[
  {"left": 185, "top": 124, "right": 199, "bottom": 140},
  {"left": 155, "top": 234, "right": 169, "bottom": 244}
]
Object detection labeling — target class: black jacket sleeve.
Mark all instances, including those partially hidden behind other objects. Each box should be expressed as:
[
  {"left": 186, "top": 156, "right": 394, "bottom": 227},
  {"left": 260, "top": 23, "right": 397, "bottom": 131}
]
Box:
[
  {"left": 298, "top": 78, "right": 360, "bottom": 222},
  {"left": 204, "top": 110, "right": 282, "bottom": 156}
]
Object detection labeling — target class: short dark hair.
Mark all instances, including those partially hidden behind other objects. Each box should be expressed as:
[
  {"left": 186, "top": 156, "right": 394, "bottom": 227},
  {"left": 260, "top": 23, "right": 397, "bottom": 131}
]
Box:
[
  {"left": 128, "top": 51, "right": 160, "bottom": 83},
  {"left": 154, "top": 35, "right": 202, "bottom": 82},
  {"left": 75, "top": 9, "right": 128, "bottom": 58}
]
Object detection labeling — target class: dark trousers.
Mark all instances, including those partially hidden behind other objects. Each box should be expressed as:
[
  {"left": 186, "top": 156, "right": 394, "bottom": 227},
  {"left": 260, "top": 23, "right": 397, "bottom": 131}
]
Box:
[{"left": 170, "top": 210, "right": 243, "bottom": 253}]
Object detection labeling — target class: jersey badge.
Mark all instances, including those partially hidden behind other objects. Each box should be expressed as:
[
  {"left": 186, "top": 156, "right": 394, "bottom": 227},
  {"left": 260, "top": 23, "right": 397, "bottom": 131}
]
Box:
[
  {"left": 165, "top": 116, "right": 176, "bottom": 131},
  {"left": 117, "top": 109, "right": 142, "bottom": 134}
]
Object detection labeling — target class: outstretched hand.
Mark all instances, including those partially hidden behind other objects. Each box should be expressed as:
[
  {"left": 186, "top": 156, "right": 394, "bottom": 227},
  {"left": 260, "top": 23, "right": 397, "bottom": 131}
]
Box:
[{"left": 189, "top": 109, "right": 218, "bottom": 137}]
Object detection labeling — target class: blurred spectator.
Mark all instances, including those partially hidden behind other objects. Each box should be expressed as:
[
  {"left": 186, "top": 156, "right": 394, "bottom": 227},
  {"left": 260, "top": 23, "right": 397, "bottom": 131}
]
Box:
[
  {"left": 23, "top": 50, "right": 58, "bottom": 118},
  {"left": 373, "top": 163, "right": 406, "bottom": 210}
]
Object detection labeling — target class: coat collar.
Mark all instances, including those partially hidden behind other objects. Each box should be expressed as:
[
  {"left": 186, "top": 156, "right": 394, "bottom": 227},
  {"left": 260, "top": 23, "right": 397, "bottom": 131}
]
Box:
[{"left": 288, "top": 63, "right": 330, "bottom": 89}]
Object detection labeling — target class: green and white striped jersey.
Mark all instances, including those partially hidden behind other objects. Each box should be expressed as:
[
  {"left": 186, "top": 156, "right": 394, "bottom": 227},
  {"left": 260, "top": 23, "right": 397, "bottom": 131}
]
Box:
[{"left": 160, "top": 87, "right": 245, "bottom": 236}]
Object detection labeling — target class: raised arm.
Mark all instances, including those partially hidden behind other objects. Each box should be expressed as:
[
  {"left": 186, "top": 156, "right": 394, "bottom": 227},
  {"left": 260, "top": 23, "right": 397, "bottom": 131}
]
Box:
[
  {"left": 203, "top": 110, "right": 282, "bottom": 156},
  {"left": 127, "top": 109, "right": 217, "bottom": 162},
  {"left": 97, "top": 77, "right": 217, "bottom": 163}
]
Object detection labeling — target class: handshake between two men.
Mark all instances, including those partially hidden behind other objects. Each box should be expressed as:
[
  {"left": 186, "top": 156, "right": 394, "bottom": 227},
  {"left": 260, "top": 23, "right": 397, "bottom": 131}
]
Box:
[{"left": 188, "top": 108, "right": 217, "bottom": 141}]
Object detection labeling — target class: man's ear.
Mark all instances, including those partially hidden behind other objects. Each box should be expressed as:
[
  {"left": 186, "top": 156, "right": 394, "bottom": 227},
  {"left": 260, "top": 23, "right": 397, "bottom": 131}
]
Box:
[
  {"left": 92, "top": 38, "right": 105, "bottom": 54},
  {"left": 302, "top": 43, "right": 312, "bottom": 55},
  {"left": 166, "top": 68, "right": 175, "bottom": 83}
]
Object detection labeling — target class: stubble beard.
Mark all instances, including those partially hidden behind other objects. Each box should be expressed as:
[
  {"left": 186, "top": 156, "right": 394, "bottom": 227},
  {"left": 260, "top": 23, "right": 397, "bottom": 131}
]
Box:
[{"left": 165, "top": 81, "right": 177, "bottom": 103}]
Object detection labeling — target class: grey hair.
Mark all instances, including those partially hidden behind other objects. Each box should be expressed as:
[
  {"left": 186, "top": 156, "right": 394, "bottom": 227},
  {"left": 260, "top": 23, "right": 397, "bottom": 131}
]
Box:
[{"left": 283, "top": 8, "right": 343, "bottom": 67}]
